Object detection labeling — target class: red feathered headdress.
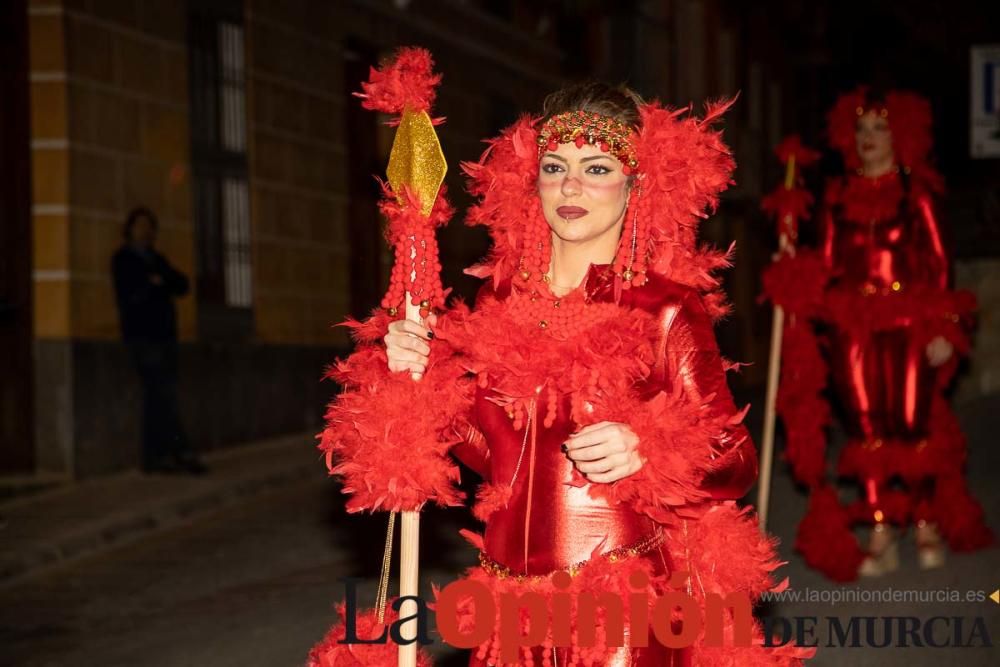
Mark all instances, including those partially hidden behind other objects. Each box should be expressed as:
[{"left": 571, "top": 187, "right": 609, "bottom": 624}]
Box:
[
  {"left": 826, "top": 86, "right": 942, "bottom": 190},
  {"left": 461, "top": 99, "right": 737, "bottom": 316}
]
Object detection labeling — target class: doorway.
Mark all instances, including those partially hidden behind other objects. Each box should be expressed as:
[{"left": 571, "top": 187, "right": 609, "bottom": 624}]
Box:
[{"left": 0, "top": 0, "right": 35, "bottom": 473}]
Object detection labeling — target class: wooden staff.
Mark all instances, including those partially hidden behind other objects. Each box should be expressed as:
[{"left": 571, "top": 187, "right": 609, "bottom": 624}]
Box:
[
  {"left": 398, "top": 295, "right": 422, "bottom": 667},
  {"left": 351, "top": 48, "right": 448, "bottom": 667},
  {"left": 386, "top": 104, "right": 447, "bottom": 667},
  {"left": 757, "top": 157, "right": 795, "bottom": 531}
]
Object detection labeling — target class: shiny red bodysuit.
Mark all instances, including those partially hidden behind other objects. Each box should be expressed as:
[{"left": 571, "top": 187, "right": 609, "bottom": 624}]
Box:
[
  {"left": 454, "top": 266, "right": 757, "bottom": 666},
  {"left": 820, "top": 172, "right": 948, "bottom": 515}
]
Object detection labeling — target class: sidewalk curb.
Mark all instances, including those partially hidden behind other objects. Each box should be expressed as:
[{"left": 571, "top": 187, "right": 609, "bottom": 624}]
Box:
[{"left": 0, "top": 434, "right": 324, "bottom": 589}]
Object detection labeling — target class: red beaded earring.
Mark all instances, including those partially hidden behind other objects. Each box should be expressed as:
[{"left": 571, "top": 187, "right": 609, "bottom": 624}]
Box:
[{"left": 612, "top": 178, "right": 648, "bottom": 289}]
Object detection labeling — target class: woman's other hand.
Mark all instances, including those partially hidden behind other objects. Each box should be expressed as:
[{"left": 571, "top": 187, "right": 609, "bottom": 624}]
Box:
[
  {"left": 563, "top": 421, "right": 644, "bottom": 483},
  {"left": 384, "top": 313, "right": 437, "bottom": 379},
  {"left": 925, "top": 335, "right": 954, "bottom": 368}
]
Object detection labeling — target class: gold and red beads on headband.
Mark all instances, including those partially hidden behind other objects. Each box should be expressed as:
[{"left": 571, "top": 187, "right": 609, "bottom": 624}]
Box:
[
  {"left": 536, "top": 110, "right": 640, "bottom": 175},
  {"left": 856, "top": 105, "right": 889, "bottom": 118}
]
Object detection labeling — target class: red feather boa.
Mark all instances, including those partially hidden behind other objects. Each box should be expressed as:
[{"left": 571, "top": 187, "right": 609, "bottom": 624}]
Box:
[
  {"left": 760, "top": 251, "right": 831, "bottom": 489},
  {"left": 775, "top": 323, "right": 830, "bottom": 489},
  {"left": 793, "top": 485, "right": 865, "bottom": 583},
  {"left": 433, "top": 288, "right": 748, "bottom": 522},
  {"left": 317, "top": 317, "right": 470, "bottom": 513},
  {"left": 598, "top": 388, "right": 723, "bottom": 520},
  {"left": 759, "top": 251, "right": 829, "bottom": 319}
]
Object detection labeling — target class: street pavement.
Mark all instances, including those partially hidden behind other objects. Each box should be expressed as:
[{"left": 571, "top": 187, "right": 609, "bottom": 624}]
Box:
[
  {"left": 1, "top": 395, "right": 997, "bottom": 666},
  {"left": 0, "top": 475, "right": 477, "bottom": 666}
]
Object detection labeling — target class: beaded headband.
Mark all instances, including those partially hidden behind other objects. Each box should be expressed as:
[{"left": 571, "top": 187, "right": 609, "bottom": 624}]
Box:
[
  {"left": 536, "top": 110, "right": 640, "bottom": 175},
  {"left": 856, "top": 105, "right": 889, "bottom": 118}
]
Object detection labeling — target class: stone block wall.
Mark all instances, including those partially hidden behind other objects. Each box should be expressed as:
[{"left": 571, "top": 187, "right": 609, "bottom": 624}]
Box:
[
  {"left": 25, "top": 0, "right": 572, "bottom": 477},
  {"left": 30, "top": 0, "right": 196, "bottom": 343}
]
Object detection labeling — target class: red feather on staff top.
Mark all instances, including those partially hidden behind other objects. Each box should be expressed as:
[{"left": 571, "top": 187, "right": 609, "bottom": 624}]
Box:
[
  {"left": 760, "top": 135, "right": 820, "bottom": 244},
  {"left": 773, "top": 135, "right": 820, "bottom": 167},
  {"left": 353, "top": 46, "right": 441, "bottom": 119}
]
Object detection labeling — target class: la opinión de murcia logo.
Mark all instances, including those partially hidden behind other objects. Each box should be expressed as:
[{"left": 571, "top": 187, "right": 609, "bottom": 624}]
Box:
[{"left": 337, "top": 575, "right": 995, "bottom": 660}]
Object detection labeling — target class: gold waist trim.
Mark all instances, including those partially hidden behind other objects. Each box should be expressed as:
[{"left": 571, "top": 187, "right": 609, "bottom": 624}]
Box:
[{"left": 478, "top": 529, "right": 664, "bottom": 582}]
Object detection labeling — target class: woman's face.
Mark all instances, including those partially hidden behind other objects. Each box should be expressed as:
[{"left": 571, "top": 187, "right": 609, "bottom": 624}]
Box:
[
  {"left": 537, "top": 141, "right": 630, "bottom": 249},
  {"left": 855, "top": 110, "right": 894, "bottom": 170}
]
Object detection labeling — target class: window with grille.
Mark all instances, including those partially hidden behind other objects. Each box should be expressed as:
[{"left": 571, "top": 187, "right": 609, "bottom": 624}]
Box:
[{"left": 188, "top": 1, "right": 252, "bottom": 337}]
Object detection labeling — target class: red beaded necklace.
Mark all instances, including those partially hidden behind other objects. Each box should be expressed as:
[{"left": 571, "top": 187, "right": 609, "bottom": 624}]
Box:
[{"left": 504, "top": 279, "right": 620, "bottom": 341}]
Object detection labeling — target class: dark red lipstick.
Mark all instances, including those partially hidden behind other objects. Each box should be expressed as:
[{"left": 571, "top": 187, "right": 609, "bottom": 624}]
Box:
[{"left": 556, "top": 206, "right": 588, "bottom": 219}]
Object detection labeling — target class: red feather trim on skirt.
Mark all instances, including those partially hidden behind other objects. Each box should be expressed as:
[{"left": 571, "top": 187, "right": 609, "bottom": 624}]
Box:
[
  {"left": 435, "top": 502, "right": 812, "bottom": 665},
  {"left": 794, "top": 485, "right": 865, "bottom": 582}
]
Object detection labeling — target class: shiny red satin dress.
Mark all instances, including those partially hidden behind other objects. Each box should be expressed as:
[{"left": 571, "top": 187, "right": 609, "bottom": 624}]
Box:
[
  {"left": 820, "top": 173, "right": 949, "bottom": 511},
  {"left": 454, "top": 266, "right": 757, "bottom": 666}
]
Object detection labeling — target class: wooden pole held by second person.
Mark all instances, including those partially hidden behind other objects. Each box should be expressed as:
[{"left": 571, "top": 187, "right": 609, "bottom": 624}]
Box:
[{"left": 757, "top": 155, "right": 797, "bottom": 531}]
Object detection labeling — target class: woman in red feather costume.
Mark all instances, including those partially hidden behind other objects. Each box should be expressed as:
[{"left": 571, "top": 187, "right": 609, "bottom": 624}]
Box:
[
  {"left": 311, "top": 58, "right": 813, "bottom": 666},
  {"left": 793, "top": 86, "right": 992, "bottom": 580}
]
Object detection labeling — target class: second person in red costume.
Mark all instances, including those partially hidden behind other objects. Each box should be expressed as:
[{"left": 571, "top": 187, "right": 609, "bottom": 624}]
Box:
[{"left": 811, "top": 87, "right": 992, "bottom": 577}]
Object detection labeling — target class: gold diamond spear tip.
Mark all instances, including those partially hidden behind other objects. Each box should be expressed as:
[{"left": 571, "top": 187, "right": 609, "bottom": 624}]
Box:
[{"left": 386, "top": 108, "right": 447, "bottom": 217}]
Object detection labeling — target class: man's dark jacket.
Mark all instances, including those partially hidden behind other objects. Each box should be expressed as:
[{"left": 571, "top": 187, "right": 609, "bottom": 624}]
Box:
[{"left": 112, "top": 246, "right": 189, "bottom": 341}]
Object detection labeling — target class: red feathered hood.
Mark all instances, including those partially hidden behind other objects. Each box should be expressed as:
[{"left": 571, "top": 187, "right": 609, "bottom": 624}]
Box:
[
  {"left": 826, "top": 86, "right": 942, "bottom": 192},
  {"left": 460, "top": 100, "right": 737, "bottom": 300}
]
